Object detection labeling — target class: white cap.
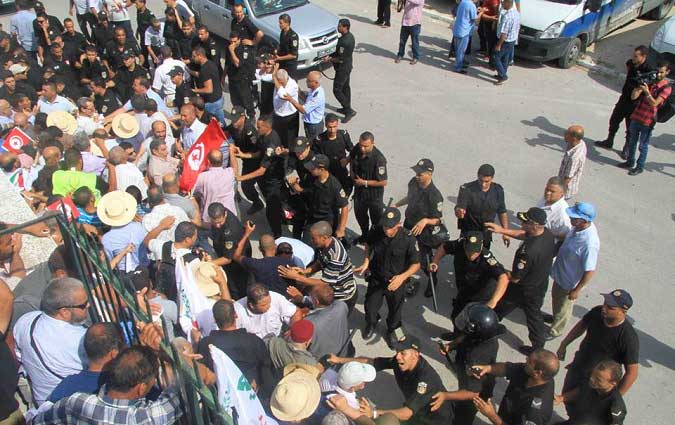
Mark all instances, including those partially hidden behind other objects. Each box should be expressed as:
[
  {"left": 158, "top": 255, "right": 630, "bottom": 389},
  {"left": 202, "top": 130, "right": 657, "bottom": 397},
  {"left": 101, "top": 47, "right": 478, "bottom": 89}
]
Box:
[{"left": 337, "top": 362, "right": 376, "bottom": 390}]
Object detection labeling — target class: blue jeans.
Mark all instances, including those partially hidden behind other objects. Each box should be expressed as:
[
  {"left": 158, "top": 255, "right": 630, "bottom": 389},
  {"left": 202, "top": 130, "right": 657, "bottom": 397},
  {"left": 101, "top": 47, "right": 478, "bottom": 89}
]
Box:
[
  {"left": 494, "top": 41, "right": 515, "bottom": 79},
  {"left": 397, "top": 24, "right": 421, "bottom": 60},
  {"left": 454, "top": 35, "right": 471, "bottom": 71},
  {"left": 204, "top": 96, "right": 226, "bottom": 127},
  {"left": 626, "top": 120, "right": 653, "bottom": 170}
]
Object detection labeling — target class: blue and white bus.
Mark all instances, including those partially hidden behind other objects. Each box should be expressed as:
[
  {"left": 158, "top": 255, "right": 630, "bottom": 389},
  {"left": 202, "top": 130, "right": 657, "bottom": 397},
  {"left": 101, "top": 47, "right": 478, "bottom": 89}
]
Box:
[{"left": 516, "top": 0, "right": 674, "bottom": 68}]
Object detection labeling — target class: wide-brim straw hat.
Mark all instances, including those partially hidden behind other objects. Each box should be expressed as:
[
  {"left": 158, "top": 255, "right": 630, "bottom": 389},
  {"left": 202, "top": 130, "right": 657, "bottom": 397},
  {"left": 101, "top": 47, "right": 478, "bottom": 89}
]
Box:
[
  {"left": 270, "top": 369, "right": 321, "bottom": 422},
  {"left": 97, "top": 190, "right": 138, "bottom": 227},
  {"left": 47, "top": 110, "right": 77, "bottom": 135},
  {"left": 111, "top": 113, "right": 140, "bottom": 139},
  {"left": 190, "top": 261, "right": 223, "bottom": 298}
]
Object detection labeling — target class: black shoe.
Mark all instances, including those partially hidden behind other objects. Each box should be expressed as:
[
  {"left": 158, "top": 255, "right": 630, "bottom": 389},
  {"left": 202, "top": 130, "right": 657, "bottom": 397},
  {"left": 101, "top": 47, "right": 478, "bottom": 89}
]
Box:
[
  {"left": 385, "top": 332, "right": 397, "bottom": 349},
  {"left": 595, "top": 139, "right": 613, "bottom": 149},
  {"left": 617, "top": 161, "right": 632, "bottom": 169},
  {"left": 619, "top": 151, "right": 628, "bottom": 160},
  {"left": 628, "top": 167, "right": 643, "bottom": 176},
  {"left": 374, "top": 19, "right": 383, "bottom": 25},
  {"left": 342, "top": 110, "right": 357, "bottom": 123},
  {"left": 440, "top": 331, "right": 456, "bottom": 341},
  {"left": 363, "top": 321, "right": 378, "bottom": 339},
  {"left": 453, "top": 69, "right": 468, "bottom": 74},
  {"left": 405, "top": 280, "right": 420, "bottom": 298},
  {"left": 518, "top": 345, "right": 535, "bottom": 356},
  {"left": 542, "top": 313, "right": 554, "bottom": 324},
  {"left": 246, "top": 201, "right": 264, "bottom": 215}
]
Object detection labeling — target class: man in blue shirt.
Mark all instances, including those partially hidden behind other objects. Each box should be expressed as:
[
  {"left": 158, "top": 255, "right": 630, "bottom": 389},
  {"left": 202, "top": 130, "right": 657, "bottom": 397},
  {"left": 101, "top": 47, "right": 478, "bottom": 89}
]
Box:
[
  {"left": 453, "top": 0, "right": 481, "bottom": 73},
  {"left": 10, "top": 0, "right": 36, "bottom": 58},
  {"left": 284, "top": 71, "right": 326, "bottom": 142},
  {"left": 494, "top": 0, "right": 521, "bottom": 85}
]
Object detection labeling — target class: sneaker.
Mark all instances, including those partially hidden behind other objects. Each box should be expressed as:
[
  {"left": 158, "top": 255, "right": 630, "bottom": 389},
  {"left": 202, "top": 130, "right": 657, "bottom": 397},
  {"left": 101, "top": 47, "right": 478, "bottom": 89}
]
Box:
[
  {"left": 405, "top": 280, "right": 420, "bottom": 298},
  {"left": 545, "top": 331, "right": 559, "bottom": 341},
  {"left": 363, "top": 320, "right": 379, "bottom": 339},
  {"left": 342, "top": 110, "right": 357, "bottom": 123},
  {"left": 595, "top": 139, "right": 614, "bottom": 149},
  {"left": 628, "top": 167, "right": 644, "bottom": 176},
  {"left": 246, "top": 201, "right": 264, "bottom": 215},
  {"left": 617, "top": 161, "right": 633, "bottom": 169},
  {"left": 495, "top": 78, "right": 508, "bottom": 85}
]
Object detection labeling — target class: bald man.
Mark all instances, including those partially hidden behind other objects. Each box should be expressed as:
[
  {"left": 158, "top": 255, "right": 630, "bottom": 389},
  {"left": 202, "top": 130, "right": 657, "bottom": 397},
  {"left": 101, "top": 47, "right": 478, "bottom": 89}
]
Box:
[
  {"left": 193, "top": 149, "right": 237, "bottom": 223},
  {"left": 179, "top": 103, "right": 207, "bottom": 151},
  {"left": 558, "top": 125, "right": 587, "bottom": 200},
  {"left": 283, "top": 70, "right": 326, "bottom": 141},
  {"left": 0, "top": 100, "right": 13, "bottom": 128}
]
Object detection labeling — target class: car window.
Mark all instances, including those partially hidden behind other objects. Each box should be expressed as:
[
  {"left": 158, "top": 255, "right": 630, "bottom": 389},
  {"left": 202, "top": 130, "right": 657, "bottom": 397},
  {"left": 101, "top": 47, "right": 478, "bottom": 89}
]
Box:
[{"left": 250, "top": 0, "right": 309, "bottom": 16}]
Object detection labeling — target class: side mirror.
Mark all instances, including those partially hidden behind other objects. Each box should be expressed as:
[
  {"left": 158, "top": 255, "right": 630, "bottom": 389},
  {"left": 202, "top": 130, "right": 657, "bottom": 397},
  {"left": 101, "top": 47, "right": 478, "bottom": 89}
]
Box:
[{"left": 586, "top": 0, "right": 602, "bottom": 13}]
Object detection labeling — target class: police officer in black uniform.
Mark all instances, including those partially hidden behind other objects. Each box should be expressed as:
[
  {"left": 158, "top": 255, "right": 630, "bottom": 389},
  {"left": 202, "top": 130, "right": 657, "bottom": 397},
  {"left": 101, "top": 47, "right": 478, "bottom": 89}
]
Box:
[
  {"left": 231, "top": 3, "right": 263, "bottom": 46},
  {"left": 207, "top": 202, "right": 252, "bottom": 299},
  {"left": 455, "top": 163, "right": 510, "bottom": 250},
  {"left": 328, "top": 335, "right": 454, "bottom": 425},
  {"left": 236, "top": 114, "right": 286, "bottom": 238},
  {"left": 429, "top": 231, "right": 509, "bottom": 325},
  {"left": 350, "top": 131, "right": 387, "bottom": 243},
  {"left": 169, "top": 66, "right": 191, "bottom": 111},
  {"left": 104, "top": 26, "right": 143, "bottom": 73},
  {"left": 430, "top": 304, "right": 502, "bottom": 425},
  {"left": 285, "top": 137, "right": 315, "bottom": 238},
  {"left": 91, "top": 77, "right": 122, "bottom": 116},
  {"left": 395, "top": 158, "right": 444, "bottom": 297},
  {"left": 114, "top": 53, "right": 151, "bottom": 103},
  {"left": 192, "top": 25, "right": 223, "bottom": 77},
  {"left": 226, "top": 31, "right": 256, "bottom": 119},
  {"left": 79, "top": 45, "right": 109, "bottom": 88},
  {"left": 324, "top": 19, "right": 356, "bottom": 123},
  {"left": 275, "top": 14, "right": 299, "bottom": 75},
  {"left": 354, "top": 207, "right": 420, "bottom": 345},
  {"left": 313, "top": 113, "right": 354, "bottom": 197},
  {"left": 229, "top": 107, "right": 264, "bottom": 215},
  {"left": 486, "top": 207, "right": 557, "bottom": 355},
  {"left": 93, "top": 12, "right": 115, "bottom": 55}
]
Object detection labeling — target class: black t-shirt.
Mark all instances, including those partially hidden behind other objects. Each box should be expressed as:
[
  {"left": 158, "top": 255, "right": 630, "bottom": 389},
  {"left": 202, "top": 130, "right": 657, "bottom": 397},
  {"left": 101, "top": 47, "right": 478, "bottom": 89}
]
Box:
[
  {"left": 104, "top": 40, "right": 142, "bottom": 70},
  {"left": 456, "top": 180, "right": 506, "bottom": 240},
  {"left": 510, "top": 229, "right": 557, "bottom": 295},
  {"left": 209, "top": 209, "right": 246, "bottom": 260},
  {"left": 313, "top": 129, "right": 353, "bottom": 182},
  {"left": 287, "top": 149, "right": 314, "bottom": 189},
  {"left": 173, "top": 81, "right": 193, "bottom": 111},
  {"left": 367, "top": 225, "right": 420, "bottom": 283},
  {"left": 442, "top": 239, "right": 506, "bottom": 300},
  {"left": 241, "top": 255, "right": 294, "bottom": 295},
  {"left": 498, "top": 362, "right": 554, "bottom": 425},
  {"left": 622, "top": 59, "right": 654, "bottom": 101},
  {"left": 136, "top": 8, "right": 155, "bottom": 43},
  {"left": 0, "top": 331, "right": 19, "bottom": 420},
  {"left": 572, "top": 384, "right": 627, "bottom": 425},
  {"left": 404, "top": 178, "right": 443, "bottom": 229},
  {"left": 178, "top": 31, "right": 198, "bottom": 59},
  {"left": 226, "top": 44, "right": 255, "bottom": 81},
  {"left": 455, "top": 336, "right": 499, "bottom": 397},
  {"left": 350, "top": 145, "right": 387, "bottom": 200},
  {"left": 373, "top": 356, "right": 453, "bottom": 425},
  {"left": 94, "top": 89, "right": 123, "bottom": 115},
  {"left": 61, "top": 31, "right": 87, "bottom": 63},
  {"left": 231, "top": 17, "right": 259, "bottom": 42},
  {"left": 259, "top": 130, "right": 285, "bottom": 183},
  {"left": 114, "top": 65, "right": 151, "bottom": 103},
  {"left": 305, "top": 174, "right": 349, "bottom": 225},
  {"left": 197, "top": 59, "right": 222, "bottom": 103},
  {"left": 227, "top": 121, "right": 261, "bottom": 164},
  {"left": 278, "top": 28, "right": 299, "bottom": 71},
  {"left": 33, "top": 15, "right": 64, "bottom": 48},
  {"left": 79, "top": 58, "right": 110, "bottom": 83},
  {"left": 43, "top": 54, "right": 77, "bottom": 84},
  {"left": 0, "top": 82, "right": 37, "bottom": 105},
  {"left": 571, "top": 306, "right": 640, "bottom": 377},
  {"left": 192, "top": 37, "right": 221, "bottom": 63},
  {"left": 93, "top": 24, "right": 115, "bottom": 53},
  {"left": 333, "top": 31, "right": 355, "bottom": 71}
]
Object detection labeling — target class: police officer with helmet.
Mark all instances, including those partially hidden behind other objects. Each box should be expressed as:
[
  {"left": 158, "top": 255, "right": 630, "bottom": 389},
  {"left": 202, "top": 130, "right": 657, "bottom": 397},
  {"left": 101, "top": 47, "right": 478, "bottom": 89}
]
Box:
[
  {"left": 354, "top": 207, "right": 420, "bottom": 346},
  {"left": 394, "top": 158, "right": 444, "bottom": 298},
  {"left": 430, "top": 303, "right": 502, "bottom": 425}
]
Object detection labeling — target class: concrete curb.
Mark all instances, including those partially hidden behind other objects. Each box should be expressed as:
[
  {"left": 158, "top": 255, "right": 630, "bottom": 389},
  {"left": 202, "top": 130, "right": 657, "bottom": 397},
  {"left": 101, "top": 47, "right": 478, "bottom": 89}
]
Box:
[
  {"left": 577, "top": 56, "right": 627, "bottom": 83},
  {"left": 422, "top": 6, "right": 455, "bottom": 25}
]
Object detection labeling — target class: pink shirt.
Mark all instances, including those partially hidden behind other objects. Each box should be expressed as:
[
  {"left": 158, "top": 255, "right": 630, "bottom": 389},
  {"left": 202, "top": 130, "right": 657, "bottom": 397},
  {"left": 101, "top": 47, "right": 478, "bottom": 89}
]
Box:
[
  {"left": 193, "top": 167, "right": 236, "bottom": 222},
  {"left": 402, "top": 0, "right": 425, "bottom": 26}
]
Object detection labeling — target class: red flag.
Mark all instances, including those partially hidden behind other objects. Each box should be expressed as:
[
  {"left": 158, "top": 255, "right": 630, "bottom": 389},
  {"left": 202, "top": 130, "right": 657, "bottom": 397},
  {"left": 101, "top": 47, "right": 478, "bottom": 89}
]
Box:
[
  {"left": 47, "top": 196, "right": 80, "bottom": 222},
  {"left": 179, "top": 119, "right": 227, "bottom": 192},
  {"left": 2, "top": 128, "right": 32, "bottom": 153}
]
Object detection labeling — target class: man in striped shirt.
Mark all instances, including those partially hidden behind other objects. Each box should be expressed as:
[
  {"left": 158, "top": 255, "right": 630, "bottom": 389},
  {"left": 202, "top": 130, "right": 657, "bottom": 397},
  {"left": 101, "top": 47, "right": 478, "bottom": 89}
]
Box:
[{"left": 278, "top": 221, "right": 357, "bottom": 311}]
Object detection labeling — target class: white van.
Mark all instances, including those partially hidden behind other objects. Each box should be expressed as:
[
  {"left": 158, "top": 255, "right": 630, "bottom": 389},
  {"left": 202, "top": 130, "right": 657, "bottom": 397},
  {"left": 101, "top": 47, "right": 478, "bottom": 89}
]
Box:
[{"left": 517, "top": 0, "right": 674, "bottom": 68}]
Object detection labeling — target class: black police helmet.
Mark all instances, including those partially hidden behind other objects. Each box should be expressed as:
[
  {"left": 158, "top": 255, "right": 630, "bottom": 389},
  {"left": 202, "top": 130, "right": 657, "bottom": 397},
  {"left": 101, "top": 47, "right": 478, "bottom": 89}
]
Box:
[{"left": 456, "top": 303, "right": 499, "bottom": 339}]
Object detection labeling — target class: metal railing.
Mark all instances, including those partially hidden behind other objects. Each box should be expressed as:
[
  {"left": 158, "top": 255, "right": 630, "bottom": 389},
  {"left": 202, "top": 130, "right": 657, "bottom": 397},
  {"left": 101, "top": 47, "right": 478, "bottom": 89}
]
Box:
[{"left": 2, "top": 209, "right": 233, "bottom": 425}]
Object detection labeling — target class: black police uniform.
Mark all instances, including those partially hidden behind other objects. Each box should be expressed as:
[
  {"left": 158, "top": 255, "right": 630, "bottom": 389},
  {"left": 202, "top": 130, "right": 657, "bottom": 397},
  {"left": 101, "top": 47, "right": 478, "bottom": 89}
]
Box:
[
  {"left": 231, "top": 17, "right": 260, "bottom": 44},
  {"left": 61, "top": 31, "right": 87, "bottom": 65},
  {"left": 42, "top": 54, "right": 77, "bottom": 85},
  {"left": 350, "top": 145, "right": 387, "bottom": 237},
  {"left": 495, "top": 228, "right": 557, "bottom": 349},
  {"left": 403, "top": 177, "right": 444, "bottom": 280},
  {"left": 173, "top": 80, "right": 193, "bottom": 111},
  {"left": 285, "top": 148, "right": 315, "bottom": 238},
  {"left": 565, "top": 384, "right": 627, "bottom": 425},
  {"left": 104, "top": 40, "right": 142, "bottom": 71},
  {"left": 497, "top": 363, "right": 555, "bottom": 425},
  {"left": 0, "top": 82, "right": 37, "bottom": 105},
  {"left": 331, "top": 30, "right": 355, "bottom": 113},
  {"left": 258, "top": 130, "right": 286, "bottom": 238},
  {"left": 178, "top": 30, "right": 198, "bottom": 60},
  {"left": 440, "top": 238, "right": 506, "bottom": 321},
  {"left": 313, "top": 129, "right": 354, "bottom": 196},
  {"left": 79, "top": 58, "right": 109, "bottom": 85},
  {"left": 227, "top": 121, "right": 263, "bottom": 209},
  {"left": 33, "top": 15, "right": 64, "bottom": 50},
  {"left": 136, "top": 8, "right": 155, "bottom": 65},
  {"left": 453, "top": 336, "right": 499, "bottom": 424},
  {"left": 94, "top": 89, "right": 123, "bottom": 115},
  {"left": 373, "top": 355, "right": 454, "bottom": 425},
  {"left": 277, "top": 28, "right": 299, "bottom": 75},
  {"left": 304, "top": 173, "right": 349, "bottom": 231},
  {"left": 114, "top": 64, "right": 151, "bottom": 103},
  {"left": 455, "top": 179, "right": 506, "bottom": 249},
  {"left": 93, "top": 24, "right": 115, "bottom": 54},
  {"left": 226, "top": 44, "right": 256, "bottom": 118},
  {"left": 364, "top": 226, "right": 420, "bottom": 333},
  {"left": 210, "top": 209, "right": 252, "bottom": 300}
]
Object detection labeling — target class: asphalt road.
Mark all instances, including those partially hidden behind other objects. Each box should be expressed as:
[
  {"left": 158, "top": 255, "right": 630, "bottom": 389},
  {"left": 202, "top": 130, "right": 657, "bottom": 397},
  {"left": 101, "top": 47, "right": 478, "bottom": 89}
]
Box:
[{"left": 2, "top": 0, "right": 674, "bottom": 423}]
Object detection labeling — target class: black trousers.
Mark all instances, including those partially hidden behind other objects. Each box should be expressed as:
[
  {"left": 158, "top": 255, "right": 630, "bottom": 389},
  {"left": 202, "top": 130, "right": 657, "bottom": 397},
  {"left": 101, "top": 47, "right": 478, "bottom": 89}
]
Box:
[
  {"left": 494, "top": 286, "right": 547, "bottom": 349},
  {"left": 261, "top": 179, "right": 284, "bottom": 238},
  {"left": 230, "top": 78, "right": 256, "bottom": 118},
  {"left": 273, "top": 112, "right": 299, "bottom": 148},
  {"left": 562, "top": 365, "right": 585, "bottom": 417},
  {"left": 606, "top": 98, "right": 636, "bottom": 149},
  {"left": 333, "top": 68, "right": 352, "bottom": 111},
  {"left": 354, "top": 195, "right": 384, "bottom": 236},
  {"left": 76, "top": 13, "right": 96, "bottom": 42},
  {"left": 241, "top": 161, "right": 262, "bottom": 206},
  {"left": 377, "top": 0, "right": 391, "bottom": 24},
  {"left": 364, "top": 279, "right": 406, "bottom": 332}
]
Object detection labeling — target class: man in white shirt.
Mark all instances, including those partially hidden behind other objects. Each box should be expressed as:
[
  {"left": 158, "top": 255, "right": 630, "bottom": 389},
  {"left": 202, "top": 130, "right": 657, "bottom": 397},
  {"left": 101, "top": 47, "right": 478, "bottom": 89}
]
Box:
[
  {"left": 152, "top": 45, "right": 187, "bottom": 101},
  {"left": 104, "top": 0, "right": 132, "bottom": 38},
  {"left": 13, "top": 277, "right": 88, "bottom": 406},
  {"left": 75, "top": 97, "right": 104, "bottom": 135},
  {"left": 108, "top": 76, "right": 173, "bottom": 119},
  {"left": 272, "top": 68, "right": 299, "bottom": 147},
  {"left": 319, "top": 361, "right": 376, "bottom": 409},
  {"left": 142, "top": 186, "right": 189, "bottom": 259},
  {"left": 234, "top": 283, "right": 301, "bottom": 339},
  {"left": 180, "top": 104, "right": 206, "bottom": 150},
  {"left": 537, "top": 176, "right": 572, "bottom": 242},
  {"left": 37, "top": 81, "right": 76, "bottom": 114},
  {"left": 143, "top": 18, "right": 165, "bottom": 66},
  {"left": 109, "top": 145, "right": 148, "bottom": 198}
]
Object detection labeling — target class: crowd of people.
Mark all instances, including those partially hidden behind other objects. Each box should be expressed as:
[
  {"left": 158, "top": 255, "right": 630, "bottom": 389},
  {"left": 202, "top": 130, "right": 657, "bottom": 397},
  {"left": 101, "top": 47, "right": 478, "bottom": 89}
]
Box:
[{"left": 0, "top": 0, "right": 657, "bottom": 424}]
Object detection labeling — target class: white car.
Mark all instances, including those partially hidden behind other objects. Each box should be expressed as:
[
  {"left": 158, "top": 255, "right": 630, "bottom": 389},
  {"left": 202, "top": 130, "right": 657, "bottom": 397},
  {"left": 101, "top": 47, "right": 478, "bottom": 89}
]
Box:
[{"left": 650, "top": 14, "right": 675, "bottom": 68}]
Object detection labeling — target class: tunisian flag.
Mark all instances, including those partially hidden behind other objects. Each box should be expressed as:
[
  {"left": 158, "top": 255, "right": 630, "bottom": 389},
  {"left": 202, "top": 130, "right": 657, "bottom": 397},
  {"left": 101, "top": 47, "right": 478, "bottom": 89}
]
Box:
[
  {"left": 179, "top": 119, "right": 227, "bottom": 192},
  {"left": 2, "top": 128, "right": 32, "bottom": 154}
]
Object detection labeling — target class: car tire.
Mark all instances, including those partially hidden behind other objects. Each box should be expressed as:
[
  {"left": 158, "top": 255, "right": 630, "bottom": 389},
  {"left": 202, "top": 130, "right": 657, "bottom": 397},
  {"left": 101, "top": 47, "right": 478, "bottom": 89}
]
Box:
[
  {"left": 648, "top": 2, "right": 674, "bottom": 20},
  {"left": 558, "top": 38, "right": 581, "bottom": 69}
]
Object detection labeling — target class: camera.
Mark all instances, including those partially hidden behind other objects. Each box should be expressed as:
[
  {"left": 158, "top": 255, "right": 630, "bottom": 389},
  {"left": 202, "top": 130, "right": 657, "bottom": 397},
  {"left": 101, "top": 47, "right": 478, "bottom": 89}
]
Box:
[{"left": 633, "top": 70, "right": 658, "bottom": 86}]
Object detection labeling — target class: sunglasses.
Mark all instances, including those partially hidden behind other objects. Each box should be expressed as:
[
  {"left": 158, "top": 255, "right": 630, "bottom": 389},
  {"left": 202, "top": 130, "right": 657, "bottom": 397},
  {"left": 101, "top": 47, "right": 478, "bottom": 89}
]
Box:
[{"left": 60, "top": 301, "right": 90, "bottom": 310}]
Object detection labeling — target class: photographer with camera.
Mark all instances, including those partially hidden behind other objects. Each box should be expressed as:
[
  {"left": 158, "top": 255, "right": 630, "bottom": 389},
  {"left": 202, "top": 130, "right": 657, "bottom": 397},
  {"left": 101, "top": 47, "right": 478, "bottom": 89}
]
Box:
[
  {"left": 596, "top": 46, "right": 653, "bottom": 155},
  {"left": 617, "top": 60, "right": 671, "bottom": 176}
]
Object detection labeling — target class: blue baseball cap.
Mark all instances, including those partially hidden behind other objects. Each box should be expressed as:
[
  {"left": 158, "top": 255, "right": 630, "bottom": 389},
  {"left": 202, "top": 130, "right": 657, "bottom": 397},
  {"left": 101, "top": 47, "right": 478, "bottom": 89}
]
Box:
[{"left": 566, "top": 202, "right": 596, "bottom": 222}]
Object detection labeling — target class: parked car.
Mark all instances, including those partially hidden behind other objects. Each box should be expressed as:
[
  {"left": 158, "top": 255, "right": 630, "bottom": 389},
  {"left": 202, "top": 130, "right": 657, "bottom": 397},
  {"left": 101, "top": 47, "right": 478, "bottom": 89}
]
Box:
[
  {"left": 187, "top": 0, "right": 339, "bottom": 71},
  {"left": 517, "top": 0, "right": 674, "bottom": 68},
  {"left": 650, "top": 14, "right": 675, "bottom": 68}
]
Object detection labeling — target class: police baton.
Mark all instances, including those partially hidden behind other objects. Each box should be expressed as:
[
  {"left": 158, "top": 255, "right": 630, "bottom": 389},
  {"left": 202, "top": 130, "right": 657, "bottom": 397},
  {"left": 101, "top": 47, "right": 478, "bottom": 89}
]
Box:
[
  {"left": 427, "top": 253, "right": 439, "bottom": 313},
  {"left": 386, "top": 197, "right": 394, "bottom": 208}
]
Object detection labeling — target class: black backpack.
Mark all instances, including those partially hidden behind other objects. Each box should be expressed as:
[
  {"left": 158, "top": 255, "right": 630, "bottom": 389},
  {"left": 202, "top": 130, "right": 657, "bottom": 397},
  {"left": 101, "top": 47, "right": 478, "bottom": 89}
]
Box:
[{"left": 656, "top": 83, "right": 674, "bottom": 123}]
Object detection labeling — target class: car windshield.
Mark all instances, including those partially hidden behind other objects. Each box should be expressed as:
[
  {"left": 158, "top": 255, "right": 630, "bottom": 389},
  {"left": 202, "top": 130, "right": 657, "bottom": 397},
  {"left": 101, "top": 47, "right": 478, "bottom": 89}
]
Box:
[{"left": 249, "top": 0, "right": 309, "bottom": 16}]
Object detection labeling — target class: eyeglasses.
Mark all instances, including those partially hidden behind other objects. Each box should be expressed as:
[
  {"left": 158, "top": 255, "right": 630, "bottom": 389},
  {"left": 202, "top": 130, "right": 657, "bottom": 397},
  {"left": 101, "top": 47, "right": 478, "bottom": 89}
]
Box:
[{"left": 60, "top": 301, "right": 90, "bottom": 310}]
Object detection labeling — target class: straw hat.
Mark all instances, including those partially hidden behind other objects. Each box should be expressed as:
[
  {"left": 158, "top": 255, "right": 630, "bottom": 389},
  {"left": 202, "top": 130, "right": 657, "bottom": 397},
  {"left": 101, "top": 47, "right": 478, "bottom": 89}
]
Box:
[
  {"left": 47, "top": 110, "right": 77, "bottom": 135},
  {"left": 89, "top": 141, "right": 104, "bottom": 157},
  {"left": 97, "top": 191, "right": 138, "bottom": 227},
  {"left": 111, "top": 114, "right": 140, "bottom": 139},
  {"left": 191, "top": 261, "right": 223, "bottom": 298},
  {"left": 271, "top": 368, "right": 321, "bottom": 422}
]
